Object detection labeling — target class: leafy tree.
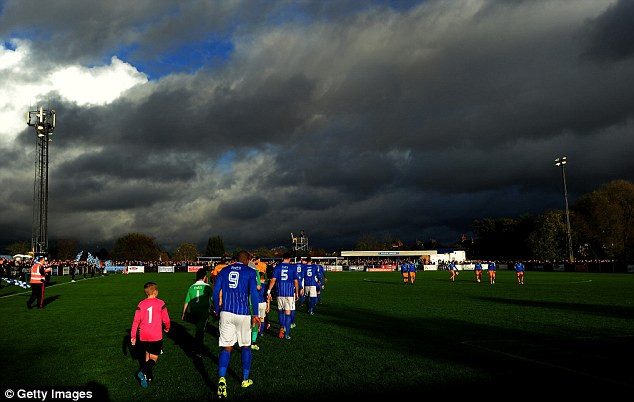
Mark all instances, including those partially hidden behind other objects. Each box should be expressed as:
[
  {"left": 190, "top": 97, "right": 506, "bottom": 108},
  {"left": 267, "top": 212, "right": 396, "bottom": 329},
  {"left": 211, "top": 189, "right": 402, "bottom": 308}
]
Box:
[
  {"left": 355, "top": 233, "right": 383, "bottom": 250},
  {"left": 7, "top": 241, "right": 30, "bottom": 256},
  {"left": 50, "top": 239, "right": 78, "bottom": 260},
  {"left": 110, "top": 233, "right": 161, "bottom": 261},
  {"left": 230, "top": 247, "right": 245, "bottom": 259},
  {"left": 528, "top": 210, "right": 567, "bottom": 260},
  {"left": 310, "top": 248, "right": 327, "bottom": 257},
  {"left": 95, "top": 248, "right": 109, "bottom": 260},
  {"left": 573, "top": 180, "right": 634, "bottom": 260},
  {"left": 173, "top": 242, "right": 200, "bottom": 261},
  {"left": 270, "top": 246, "right": 289, "bottom": 257},
  {"left": 206, "top": 236, "right": 225, "bottom": 256},
  {"left": 471, "top": 215, "right": 534, "bottom": 260},
  {"left": 252, "top": 246, "right": 272, "bottom": 258}
]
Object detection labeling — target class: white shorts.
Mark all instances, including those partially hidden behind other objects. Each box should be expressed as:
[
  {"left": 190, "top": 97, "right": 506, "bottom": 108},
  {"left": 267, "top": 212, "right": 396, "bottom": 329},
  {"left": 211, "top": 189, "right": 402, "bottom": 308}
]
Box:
[
  {"left": 277, "top": 296, "right": 295, "bottom": 311},
  {"left": 258, "top": 302, "right": 267, "bottom": 319},
  {"left": 304, "top": 286, "right": 317, "bottom": 297},
  {"left": 218, "top": 311, "right": 251, "bottom": 348}
]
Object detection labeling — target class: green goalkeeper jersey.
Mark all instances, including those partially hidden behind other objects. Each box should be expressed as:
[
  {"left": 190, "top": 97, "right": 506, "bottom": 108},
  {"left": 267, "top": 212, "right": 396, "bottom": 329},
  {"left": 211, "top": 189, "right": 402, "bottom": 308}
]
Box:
[{"left": 185, "top": 281, "right": 212, "bottom": 313}]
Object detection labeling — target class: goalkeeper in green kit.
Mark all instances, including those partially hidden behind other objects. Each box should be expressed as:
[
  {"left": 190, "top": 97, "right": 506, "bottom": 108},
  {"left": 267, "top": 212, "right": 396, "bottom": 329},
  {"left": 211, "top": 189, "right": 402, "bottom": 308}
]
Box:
[{"left": 182, "top": 268, "right": 212, "bottom": 356}]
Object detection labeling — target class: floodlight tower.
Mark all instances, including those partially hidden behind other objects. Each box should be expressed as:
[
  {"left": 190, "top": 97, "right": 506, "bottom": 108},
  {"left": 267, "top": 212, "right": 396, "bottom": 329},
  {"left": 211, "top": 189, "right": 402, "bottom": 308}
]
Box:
[
  {"left": 555, "top": 156, "right": 574, "bottom": 263},
  {"left": 26, "top": 106, "right": 56, "bottom": 258},
  {"left": 291, "top": 230, "right": 309, "bottom": 253}
]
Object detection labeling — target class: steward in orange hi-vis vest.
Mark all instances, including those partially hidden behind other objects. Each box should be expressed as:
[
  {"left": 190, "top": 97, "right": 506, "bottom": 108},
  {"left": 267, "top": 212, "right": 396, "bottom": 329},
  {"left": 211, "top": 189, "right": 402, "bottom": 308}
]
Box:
[{"left": 27, "top": 257, "right": 51, "bottom": 309}]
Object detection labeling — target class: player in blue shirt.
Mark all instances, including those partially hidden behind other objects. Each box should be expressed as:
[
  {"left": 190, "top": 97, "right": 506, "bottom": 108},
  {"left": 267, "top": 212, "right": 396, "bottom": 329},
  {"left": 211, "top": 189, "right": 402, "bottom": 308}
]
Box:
[
  {"left": 474, "top": 261, "right": 483, "bottom": 283},
  {"left": 212, "top": 251, "right": 261, "bottom": 397},
  {"left": 400, "top": 261, "right": 410, "bottom": 285},
  {"left": 408, "top": 261, "right": 417, "bottom": 284},
  {"left": 315, "top": 262, "right": 327, "bottom": 304},
  {"left": 303, "top": 257, "right": 322, "bottom": 315},
  {"left": 294, "top": 257, "right": 306, "bottom": 325},
  {"left": 448, "top": 261, "right": 459, "bottom": 282},
  {"left": 514, "top": 261, "right": 525, "bottom": 285},
  {"left": 487, "top": 261, "right": 496, "bottom": 284},
  {"left": 267, "top": 253, "right": 299, "bottom": 339},
  {"left": 295, "top": 257, "right": 306, "bottom": 306}
]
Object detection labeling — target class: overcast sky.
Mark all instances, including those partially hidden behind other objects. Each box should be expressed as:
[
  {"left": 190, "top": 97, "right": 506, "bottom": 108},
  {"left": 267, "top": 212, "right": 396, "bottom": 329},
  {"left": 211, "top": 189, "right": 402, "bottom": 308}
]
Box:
[{"left": 1, "top": 0, "right": 633, "bottom": 253}]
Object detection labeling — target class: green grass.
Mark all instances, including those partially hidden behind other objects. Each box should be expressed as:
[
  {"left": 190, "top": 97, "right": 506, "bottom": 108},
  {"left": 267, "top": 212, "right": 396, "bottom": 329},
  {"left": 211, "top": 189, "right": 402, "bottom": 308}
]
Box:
[{"left": 1, "top": 270, "right": 633, "bottom": 400}]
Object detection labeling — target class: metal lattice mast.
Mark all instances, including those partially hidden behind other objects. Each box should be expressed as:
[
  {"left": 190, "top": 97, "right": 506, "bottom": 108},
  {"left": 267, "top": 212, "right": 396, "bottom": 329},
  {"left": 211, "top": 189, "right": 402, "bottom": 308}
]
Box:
[
  {"left": 27, "top": 106, "right": 55, "bottom": 257},
  {"left": 291, "top": 230, "right": 309, "bottom": 253}
]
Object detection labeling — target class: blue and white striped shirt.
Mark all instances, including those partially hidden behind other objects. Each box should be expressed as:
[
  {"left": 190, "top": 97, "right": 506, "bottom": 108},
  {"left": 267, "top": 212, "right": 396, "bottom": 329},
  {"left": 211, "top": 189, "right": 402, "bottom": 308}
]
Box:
[
  {"left": 273, "top": 262, "right": 298, "bottom": 297},
  {"left": 304, "top": 264, "right": 320, "bottom": 287},
  {"left": 295, "top": 262, "right": 305, "bottom": 288},
  {"left": 213, "top": 262, "right": 259, "bottom": 316}
]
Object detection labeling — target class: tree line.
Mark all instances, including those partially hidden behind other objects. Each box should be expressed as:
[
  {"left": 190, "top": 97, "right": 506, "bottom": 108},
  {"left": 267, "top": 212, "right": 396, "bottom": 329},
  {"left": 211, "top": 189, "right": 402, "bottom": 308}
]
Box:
[
  {"left": 5, "top": 179, "right": 633, "bottom": 262},
  {"left": 470, "top": 179, "right": 633, "bottom": 261},
  {"left": 354, "top": 180, "right": 634, "bottom": 262}
]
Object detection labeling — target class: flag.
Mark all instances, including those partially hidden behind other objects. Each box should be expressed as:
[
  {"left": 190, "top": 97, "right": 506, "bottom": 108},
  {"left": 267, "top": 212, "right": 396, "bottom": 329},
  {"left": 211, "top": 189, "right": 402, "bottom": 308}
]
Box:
[
  {"left": 2, "top": 278, "right": 30, "bottom": 289},
  {"left": 75, "top": 251, "right": 83, "bottom": 262}
]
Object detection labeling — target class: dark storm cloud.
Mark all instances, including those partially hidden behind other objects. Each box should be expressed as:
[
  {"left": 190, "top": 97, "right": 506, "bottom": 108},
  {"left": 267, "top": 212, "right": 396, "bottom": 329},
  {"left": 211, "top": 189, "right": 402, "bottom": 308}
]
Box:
[
  {"left": 33, "top": 71, "right": 315, "bottom": 155},
  {"left": 2, "top": 0, "right": 634, "bottom": 252},
  {"left": 54, "top": 150, "right": 196, "bottom": 182},
  {"left": 217, "top": 195, "right": 270, "bottom": 220},
  {"left": 582, "top": 0, "right": 634, "bottom": 62},
  {"left": 52, "top": 181, "right": 169, "bottom": 212},
  {"left": 0, "top": 0, "right": 244, "bottom": 67}
]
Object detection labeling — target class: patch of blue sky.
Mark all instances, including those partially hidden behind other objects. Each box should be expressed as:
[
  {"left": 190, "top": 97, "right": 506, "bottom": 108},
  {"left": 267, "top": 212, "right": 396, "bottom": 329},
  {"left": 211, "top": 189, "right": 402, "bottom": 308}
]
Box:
[
  {"left": 2, "top": 39, "right": 16, "bottom": 50},
  {"left": 213, "top": 150, "right": 238, "bottom": 173},
  {"left": 114, "top": 36, "right": 234, "bottom": 80},
  {"left": 208, "top": 146, "right": 274, "bottom": 173},
  {"left": 4, "top": 28, "right": 47, "bottom": 43}
]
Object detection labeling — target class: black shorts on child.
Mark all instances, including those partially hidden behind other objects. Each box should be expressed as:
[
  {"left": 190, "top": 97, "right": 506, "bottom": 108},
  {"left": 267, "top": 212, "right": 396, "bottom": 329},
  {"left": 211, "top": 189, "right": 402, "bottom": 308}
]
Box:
[{"left": 138, "top": 340, "right": 163, "bottom": 355}]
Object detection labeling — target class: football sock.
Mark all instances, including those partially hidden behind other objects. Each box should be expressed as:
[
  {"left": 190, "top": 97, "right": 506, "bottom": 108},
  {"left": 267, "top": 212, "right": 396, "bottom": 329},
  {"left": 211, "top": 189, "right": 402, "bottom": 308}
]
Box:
[
  {"left": 241, "top": 347, "right": 252, "bottom": 379},
  {"left": 218, "top": 349, "right": 231, "bottom": 378},
  {"left": 291, "top": 310, "right": 296, "bottom": 324},
  {"left": 317, "top": 294, "right": 321, "bottom": 303},
  {"left": 309, "top": 297, "right": 316, "bottom": 312},
  {"left": 251, "top": 325, "right": 258, "bottom": 343},
  {"left": 285, "top": 313, "right": 291, "bottom": 336},
  {"left": 143, "top": 359, "right": 155, "bottom": 379},
  {"left": 278, "top": 310, "right": 284, "bottom": 328}
]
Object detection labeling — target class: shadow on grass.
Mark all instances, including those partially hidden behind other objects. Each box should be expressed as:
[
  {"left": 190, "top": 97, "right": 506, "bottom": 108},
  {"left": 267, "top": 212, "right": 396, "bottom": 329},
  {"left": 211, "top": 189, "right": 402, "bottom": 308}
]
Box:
[
  {"left": 361, "top": 278, "right": 403, "bottom": 285},
  {"left": 121, "top": 328, "right": 143, "bottom": 370},
  {"left": 313, "top": 303, "right": 632, "bottom": 397},
  {"left": 0, "top": 289, "right": 19, "bottom": 297},
  {"left": 86, "top": 381, "right": 110, "bottom": 402},
  {"left": 474, "top": 296, "right": 634, "bottom": 319},
  {"left": 204, "top": 313, "right": 220, "bottom": 338},
  {"left": 42, "top": 294, "right": 60, "bottom": 307},
  {"left": 167, "top": 322, "right": 222, "bottom": 390}
]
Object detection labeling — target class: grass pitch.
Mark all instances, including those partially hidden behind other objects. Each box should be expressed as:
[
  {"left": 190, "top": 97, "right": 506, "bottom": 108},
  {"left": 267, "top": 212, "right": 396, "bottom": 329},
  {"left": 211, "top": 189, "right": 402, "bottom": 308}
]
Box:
[{"left": 1, "top": 270, "right": 633, "bottom": 400}]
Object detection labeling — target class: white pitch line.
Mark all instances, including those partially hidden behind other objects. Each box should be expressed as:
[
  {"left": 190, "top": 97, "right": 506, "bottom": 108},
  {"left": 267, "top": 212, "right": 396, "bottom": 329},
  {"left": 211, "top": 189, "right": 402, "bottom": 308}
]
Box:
[{"left": 0, "top": 275, "right": 106, "bottom": 299}]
